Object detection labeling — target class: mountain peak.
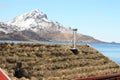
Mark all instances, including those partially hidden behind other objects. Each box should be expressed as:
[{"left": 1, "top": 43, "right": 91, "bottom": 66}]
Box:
[
  {"left": 9, "top": 9, "right": 48, "bottom": 23},
  {"left": 28, "top": 9, "right": 47, "bottom": 19},
  {"left": 32, "top": 9, "right": 40, "bottom": 12},
  {"left": 7, "top": 9, "right": 48, "bottom": 30},
  {"left": 6, "top": 9, "right": 72, "bottom": 33},
  {"left": 31, "top": 9, "right": 42, "bottom": 14}
]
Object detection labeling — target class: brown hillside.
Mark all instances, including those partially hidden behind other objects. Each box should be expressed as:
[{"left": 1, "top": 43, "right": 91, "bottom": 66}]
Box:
[{"left": 0, "top": 43, "right": 120, "bottom": 80}]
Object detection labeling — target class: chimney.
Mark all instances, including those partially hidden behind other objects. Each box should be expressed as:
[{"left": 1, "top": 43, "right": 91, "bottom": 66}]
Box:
[
  {"left": 72, "top": 28, "right": 77, "bottom": 49},
  {"left": 71, "top": 28, "right": 78, "bottom": 54}
]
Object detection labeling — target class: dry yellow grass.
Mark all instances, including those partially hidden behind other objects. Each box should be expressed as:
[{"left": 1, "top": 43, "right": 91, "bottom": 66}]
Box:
[{"left": 0, "top": 43, "right": 120, "bottom": 80}]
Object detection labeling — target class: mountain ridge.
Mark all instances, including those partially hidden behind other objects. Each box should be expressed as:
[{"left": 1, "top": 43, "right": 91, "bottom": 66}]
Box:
[{"left": 0, "top": 9, "right": 102, "bottom": 42}]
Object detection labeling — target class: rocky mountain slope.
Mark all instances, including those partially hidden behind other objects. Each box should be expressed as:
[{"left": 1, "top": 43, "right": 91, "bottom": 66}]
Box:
[{"left": 0, "top": 9, "right": 101, "bottom": 42}]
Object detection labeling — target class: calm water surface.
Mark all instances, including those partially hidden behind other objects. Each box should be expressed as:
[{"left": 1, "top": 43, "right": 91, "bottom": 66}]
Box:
[
  {"left": 88, "top": 43, "right": 120, "bottom": 64},
  {"left": 0, "top": 40, "right": 120, "bottom": 64}
]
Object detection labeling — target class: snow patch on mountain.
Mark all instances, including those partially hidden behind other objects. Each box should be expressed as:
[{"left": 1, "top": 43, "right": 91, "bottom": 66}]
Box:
[
  {"left": 7, "top": 9, "right": 72, "bottom": 33},
  {"left": 7, "top": 9, "right": 47, "bottom": 30},
  {"left": 0, "top": 22, "right": 19, "bottom": 33}
]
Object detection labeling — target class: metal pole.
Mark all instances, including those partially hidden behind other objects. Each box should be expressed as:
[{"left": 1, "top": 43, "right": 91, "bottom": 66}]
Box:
[
  {"left": 73, "top": 29, "right": 77, "bottom": 49},
  {"left": 71, "top": 28, "right": 78, "bottom": 54}
]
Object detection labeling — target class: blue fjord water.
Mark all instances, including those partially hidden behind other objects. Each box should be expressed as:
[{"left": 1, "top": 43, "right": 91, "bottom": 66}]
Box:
[
  {"left": 0, "top": 40, "right": 120, "bottom": 64},
  {"left": 88, "top": 42, "right": 120, "bottom": 64}
]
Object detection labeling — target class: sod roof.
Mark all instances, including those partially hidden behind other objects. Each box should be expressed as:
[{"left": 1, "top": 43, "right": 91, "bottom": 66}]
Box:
[{"left": 0, "top": 43, "right": 120, "bottom": 80}]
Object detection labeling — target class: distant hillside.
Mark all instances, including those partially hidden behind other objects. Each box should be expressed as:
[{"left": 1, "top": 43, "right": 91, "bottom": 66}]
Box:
[
  {"left": 0, "top": 9, "right": 102, "bottom": 42},
  {"left": 0, "top": 43, "right": 120, "bottom": 80}
]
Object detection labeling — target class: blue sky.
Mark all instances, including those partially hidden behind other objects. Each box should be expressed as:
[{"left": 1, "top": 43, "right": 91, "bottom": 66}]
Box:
[{"left": 0, "top": 0, "right": 120, "bottom": 42}]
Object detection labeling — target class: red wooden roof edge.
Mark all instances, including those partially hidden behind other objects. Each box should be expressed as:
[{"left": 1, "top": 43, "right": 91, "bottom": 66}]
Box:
[{"left": 0, "top": 68, "right": 11, "bottom": 80}]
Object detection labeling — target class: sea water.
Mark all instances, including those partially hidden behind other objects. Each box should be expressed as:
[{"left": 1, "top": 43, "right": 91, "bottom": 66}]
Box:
[{"left": 88, "top": 42, "right": 120, "bottom": 64}]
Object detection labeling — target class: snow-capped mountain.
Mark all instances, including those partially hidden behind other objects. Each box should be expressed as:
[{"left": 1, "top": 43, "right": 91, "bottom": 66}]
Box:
[
  {"left": 0, "top": 9, "right": 101, "bottom": 42},
  {"left": 7, "top": 9, "right": 71, "bottom": 33}
]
